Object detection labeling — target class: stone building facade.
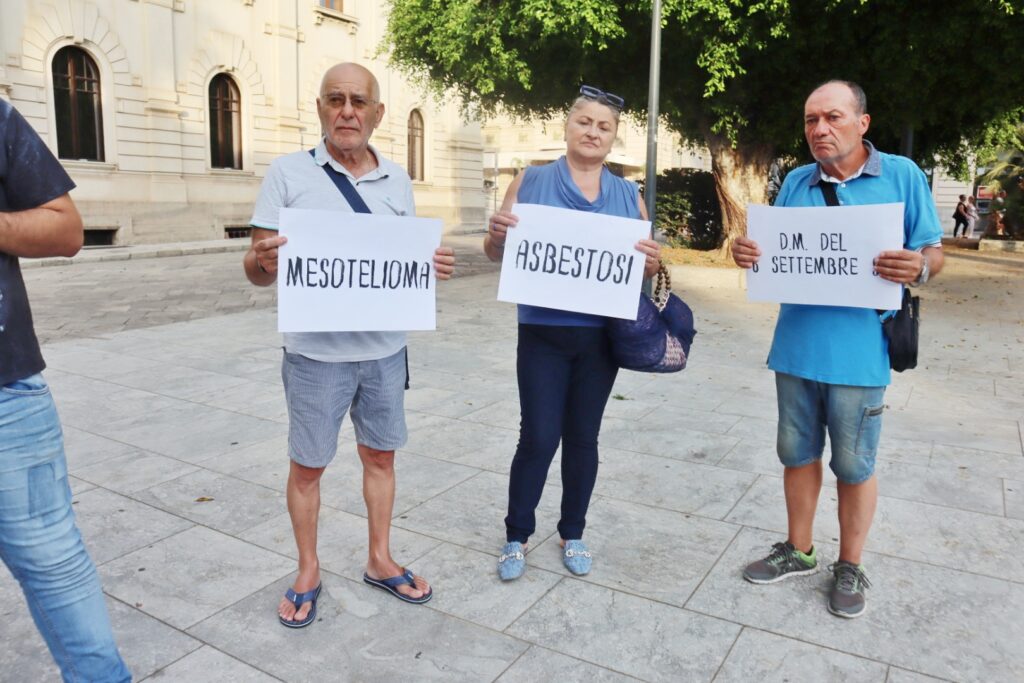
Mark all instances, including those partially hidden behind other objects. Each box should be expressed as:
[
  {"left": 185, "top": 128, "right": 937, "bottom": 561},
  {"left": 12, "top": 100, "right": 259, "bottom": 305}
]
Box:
[{"left": 0, "top": 0, "right": 486, "bottom": 245}]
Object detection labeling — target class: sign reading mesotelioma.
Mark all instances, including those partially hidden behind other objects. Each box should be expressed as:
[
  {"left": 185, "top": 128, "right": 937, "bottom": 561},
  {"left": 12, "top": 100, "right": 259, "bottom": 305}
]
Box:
[
  {"left": 277, "top": 208, "right": 443, "bottom": 332},
  {"left": 497, "top": 203, "right": 651, "bottom": 320},
  {"left": 746, "top": 203, "right": 904, "bottom": 310}
]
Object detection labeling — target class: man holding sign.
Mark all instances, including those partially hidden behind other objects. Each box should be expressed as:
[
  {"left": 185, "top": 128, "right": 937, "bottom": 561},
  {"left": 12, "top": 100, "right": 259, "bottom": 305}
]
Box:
[
  {"left": 243, "top": 63, "right": 455, "bottom": 627},
  {"left": 732, "top": 81, "right": 943, "bottom": 618}
]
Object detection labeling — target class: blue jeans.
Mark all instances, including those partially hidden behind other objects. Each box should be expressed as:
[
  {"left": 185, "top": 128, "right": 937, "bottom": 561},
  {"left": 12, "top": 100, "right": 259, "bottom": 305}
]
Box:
[
  {"left": 0, "top": 374, "right": 130, "bottom": 682},
  {"left": 775, "top": 372, "right": 886, "bottom": 484},
  {"left": 505, "top": 324, "right": 618, "bottom": 543}
]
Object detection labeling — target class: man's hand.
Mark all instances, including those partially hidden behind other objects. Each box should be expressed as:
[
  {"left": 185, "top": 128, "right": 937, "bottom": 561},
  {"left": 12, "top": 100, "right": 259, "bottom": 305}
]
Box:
[
  {"left": 433, "top": 246, "right": 455, "bottom": 280},
  {"left": 874, "top": 249, "right": 924, "bottom": 284},
  {"left": 253, "top": 234, "right": 288, "bottom": 275},
  {"left": 635, "top": 238, "right": 661, "bottom": 278},
  {"left": 731, "top": 236, "right": 761, "bottom": 269}
]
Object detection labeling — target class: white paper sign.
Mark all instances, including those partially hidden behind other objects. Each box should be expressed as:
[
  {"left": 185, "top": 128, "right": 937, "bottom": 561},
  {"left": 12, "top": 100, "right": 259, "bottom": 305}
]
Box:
[
  {"left": 746, "top": 203, "right": 904, "bottom": 310},
  {"left": 277, "top": 208, "right": 442, "bottom": 332},
  {"left": 497, "top": 203, "right": 651, "bottom": 320}
]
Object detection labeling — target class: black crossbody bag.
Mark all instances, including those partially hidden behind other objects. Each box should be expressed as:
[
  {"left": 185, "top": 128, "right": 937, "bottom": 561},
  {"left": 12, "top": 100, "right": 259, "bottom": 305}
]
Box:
[
  {"left": 819, "top": 182, "right": 918, "bottom": 372},
  {"left": 309, "top": 149, "right": 411, "bottom": 387}
]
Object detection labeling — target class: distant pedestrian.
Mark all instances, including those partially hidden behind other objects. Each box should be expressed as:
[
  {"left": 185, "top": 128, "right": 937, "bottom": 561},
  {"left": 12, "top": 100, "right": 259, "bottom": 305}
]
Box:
[
  {"left": 0, "top": 101, "right": 131, "bottom": 681},
  {"left": 952, "top": 194, "right": 969, "bottom": 237},
  {"left": 964, "top": 195, "right": 980, "bottom": 238}
]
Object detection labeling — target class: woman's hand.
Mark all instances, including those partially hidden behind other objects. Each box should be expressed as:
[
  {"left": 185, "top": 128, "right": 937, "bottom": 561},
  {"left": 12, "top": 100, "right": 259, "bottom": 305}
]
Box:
[
  {"left": 433, "top": 246, "right": 456, "bottom": 281},
  {"left": 731, "top": 236, "right": 761, "bottom": 269},
  {"left": 487, "top": 210, "right": 519, "bottom": 249},
  {"left": 636, "top": 238, "right": 661, "bottom": 278}
]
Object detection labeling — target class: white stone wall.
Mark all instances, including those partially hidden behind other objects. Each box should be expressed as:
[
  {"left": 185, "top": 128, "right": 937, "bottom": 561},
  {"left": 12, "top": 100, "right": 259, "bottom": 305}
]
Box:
[{"left": 0, "top": 0, "right": 485, "bottom": 244}]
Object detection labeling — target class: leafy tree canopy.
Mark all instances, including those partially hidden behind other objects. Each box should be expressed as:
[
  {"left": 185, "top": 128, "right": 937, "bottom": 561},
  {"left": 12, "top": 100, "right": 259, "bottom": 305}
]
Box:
[{"left": 387, "top": 0, "right": 1024, "bottom": 240}]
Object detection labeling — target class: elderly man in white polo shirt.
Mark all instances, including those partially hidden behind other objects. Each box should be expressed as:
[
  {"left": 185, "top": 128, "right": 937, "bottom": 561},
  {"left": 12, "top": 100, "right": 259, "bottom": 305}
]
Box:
[{"left": 244, "top": 62, "right": 455, "bottom": 628}]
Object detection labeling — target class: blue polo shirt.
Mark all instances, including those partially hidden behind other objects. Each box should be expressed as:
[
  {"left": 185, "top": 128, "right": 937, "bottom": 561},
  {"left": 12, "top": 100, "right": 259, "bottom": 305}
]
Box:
[{"left": 767, "top": 142, "right": 942, "bottom": 387}]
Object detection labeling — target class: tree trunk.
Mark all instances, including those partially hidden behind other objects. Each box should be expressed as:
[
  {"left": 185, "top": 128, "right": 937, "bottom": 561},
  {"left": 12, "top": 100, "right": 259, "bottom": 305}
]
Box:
[{"left": 705, "top": 136, "right": 775, "bottom": 255}]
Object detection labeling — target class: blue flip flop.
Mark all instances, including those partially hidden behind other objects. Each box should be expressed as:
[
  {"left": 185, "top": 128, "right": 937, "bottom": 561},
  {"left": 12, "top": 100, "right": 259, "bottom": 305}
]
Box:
[
  {"left": 279, "top": 582, "right": 322, "bottom": 628},
  {"left": 363, "top": 569, "right": 433, "bottom": 604}
]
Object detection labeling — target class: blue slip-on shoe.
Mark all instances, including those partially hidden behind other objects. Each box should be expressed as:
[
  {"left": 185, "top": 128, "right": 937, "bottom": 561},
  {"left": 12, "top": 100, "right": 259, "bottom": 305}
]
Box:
[
  {"left": 562, "top": 539, "right": 592, "bottom": 576},
  {"left": 497, "top": 541, "right": 527, "bottom": 581},
  {"left": 363, "top": 569, "right": 433, "bottom": 604},
  {"left": 279, "top": 583, "right": 322, "bottom": 628}
]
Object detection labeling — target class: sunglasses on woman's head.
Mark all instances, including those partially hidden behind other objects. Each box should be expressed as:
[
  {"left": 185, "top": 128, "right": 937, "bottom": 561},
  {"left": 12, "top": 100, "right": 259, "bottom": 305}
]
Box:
[{"left": 579, "top": 85, "right": 625, "bottom": 111}]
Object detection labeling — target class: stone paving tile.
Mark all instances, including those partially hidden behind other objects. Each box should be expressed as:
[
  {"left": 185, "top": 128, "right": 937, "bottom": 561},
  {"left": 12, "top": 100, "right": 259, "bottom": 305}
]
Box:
[
  {"left": 73, "top": 451, "right": 199, "bottom": 494},
  {"left": 0, "top": 565, "right": 202, "bottom": 683},
  {"left": 529, "top": 497, "right": 740, "bottom": 607},
  {"left": 598, "top": 415, "right": 740, "bottom": 465},
  {"left": 686, "top": 528, "right": 1024, "bottom": 682},
  {"left": 99, "top": 526, "right": 294, "bottom": 629},
  {"left": 1006, "top": 479, "right": 1023, "bottom": 520},
  {"left": 842, "top": 459, "right": 1006, "bottom": 516},
  {"left": 188, "top": 572, "right": 528, "bottom": 682},
  {"left": 404, "top": 385, "right": 505, "bottom": 419},
  {"left": 69, "top": 475, "right": 97, "bottom": 495},
  {"left": 140, "top": 645, "right": 278, "bottom": 682},
  {"left": 402, "top": 413, "right": 520, "bottom": 474},
  {"left": 726, "top": 476, "right": 1024, "bottom": 583},
  {"left": 714, "top": 628, "right": 888, "bottom": 682},
  {"left": 929, "top": 444, "right": 1024, "bottom": 480},
  {"left": 317, "top": 450, "right": 480, "bottom": 517},
  {"left": 496, "top": 646, "right": 641, "bottom": 682},
  {"left": 506, "top": 579, "right": 739, "bottom": 682},
  {"left": 413, "top": 543, "right": 563, "bottom": 631},
  {"left": 884, "top": 408, "right": 1022, "bottom": 456},
  {"left": 89, "top": 402, "right": 287, "bottom": 464},
  {"left": 595, "top": 447, "right": 756, "bottom": 519},
  {"left": 885, "top": 667, "right": 953, "bottom": 682},
  {"left": 137, "top": 469, "right": 285, "bottom": 535},
  {"left": 396, "top": 470, "right": 562, "bottom": 552},
  {"left": 63, "top": 424, "right": 145, "bottom": 471},
  {"left": 73, "top": 487, "right": 195, "bottom": 565},
  {"left": 460, "top": 398, "right": 524, "bottom": 431},
  {"left": 240, "top": 506, "right": 441, "bottom": 583}
]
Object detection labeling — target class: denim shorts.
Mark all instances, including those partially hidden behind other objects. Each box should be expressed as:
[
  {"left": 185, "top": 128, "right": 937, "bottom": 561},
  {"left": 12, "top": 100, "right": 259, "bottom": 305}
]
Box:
[
  {"left": 281, "top": 348, "right": 408, "bottom": 468},
  {"left": 775, "top": 372, "right": 886, "bottom": 484}
]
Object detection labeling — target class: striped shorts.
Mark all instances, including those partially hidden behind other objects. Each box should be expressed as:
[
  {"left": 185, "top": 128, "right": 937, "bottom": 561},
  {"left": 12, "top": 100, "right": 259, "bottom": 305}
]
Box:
[{"left": 281, "top": 348, "right": 408, "bottom": 468}]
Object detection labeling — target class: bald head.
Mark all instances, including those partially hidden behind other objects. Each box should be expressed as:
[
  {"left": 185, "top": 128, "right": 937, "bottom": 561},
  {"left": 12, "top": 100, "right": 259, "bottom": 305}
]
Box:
[{"left": 320, "top": 62, "right": 380, "bottom": 102}]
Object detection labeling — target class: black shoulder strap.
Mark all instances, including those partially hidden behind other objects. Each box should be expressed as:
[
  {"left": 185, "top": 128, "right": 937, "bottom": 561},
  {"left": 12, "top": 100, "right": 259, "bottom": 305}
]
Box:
[
  {"left": 819, "top": 180, "right": 840, "bottom": 207},
  {"left": 309, "top": 149, "right": 372, "bottom": 214}
]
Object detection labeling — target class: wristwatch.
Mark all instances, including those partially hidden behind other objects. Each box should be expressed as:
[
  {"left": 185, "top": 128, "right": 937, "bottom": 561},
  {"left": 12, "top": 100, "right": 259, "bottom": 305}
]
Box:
[{"left": 910, "top": 255, "right": 929, "bottom": 286}]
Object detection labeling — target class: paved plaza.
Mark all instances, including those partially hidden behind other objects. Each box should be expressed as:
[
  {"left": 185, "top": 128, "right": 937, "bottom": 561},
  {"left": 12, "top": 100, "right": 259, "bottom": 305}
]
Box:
[{"left": 3, "top": 238, "right": 1023, "bottom": 682}]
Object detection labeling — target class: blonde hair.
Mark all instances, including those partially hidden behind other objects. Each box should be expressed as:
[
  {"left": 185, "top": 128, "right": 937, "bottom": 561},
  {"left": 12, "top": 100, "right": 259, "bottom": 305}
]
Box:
[{"left": 566, "top": 96, "right": 621, "bottom": 131}]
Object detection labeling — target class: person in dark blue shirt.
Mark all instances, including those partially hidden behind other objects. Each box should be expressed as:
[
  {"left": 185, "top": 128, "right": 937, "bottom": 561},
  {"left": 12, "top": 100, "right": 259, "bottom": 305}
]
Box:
[{"left": 0, "top": 100, "right": 130, "bottom": 682}]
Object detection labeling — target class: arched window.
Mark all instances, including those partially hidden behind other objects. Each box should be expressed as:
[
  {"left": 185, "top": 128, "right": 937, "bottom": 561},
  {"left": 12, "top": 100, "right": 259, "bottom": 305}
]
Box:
[
  {"left": 52, "top": 46, "right": 104, "bottom": 161},
  {"left": 209, "top": 74, "right": 242, "bottom": 169},
  {"left": 407, "top": 109, "right": 424, "bottom": 181}
]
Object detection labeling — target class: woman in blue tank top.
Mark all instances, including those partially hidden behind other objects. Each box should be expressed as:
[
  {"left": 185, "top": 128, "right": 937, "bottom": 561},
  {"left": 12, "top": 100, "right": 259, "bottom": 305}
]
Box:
[{"left": 483, "top": 87, "right": 661, "bottom": 580}]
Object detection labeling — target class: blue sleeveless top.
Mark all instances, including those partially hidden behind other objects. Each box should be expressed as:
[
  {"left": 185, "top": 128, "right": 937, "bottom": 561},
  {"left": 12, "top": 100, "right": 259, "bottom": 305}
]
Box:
[{"left": 516, "top": 156, "right": 642, "bottom": 326}]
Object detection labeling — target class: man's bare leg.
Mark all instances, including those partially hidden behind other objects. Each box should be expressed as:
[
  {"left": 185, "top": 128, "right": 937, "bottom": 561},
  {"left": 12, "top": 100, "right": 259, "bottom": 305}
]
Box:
[
  {"left": 784, "top": 460, "right": 823, "bottom": 553},
  {"left": 836, "top": 475, "right": 878, "bottom": 565},
  {"left": 279, "top": 460, "right": 324, "bottom": 623},
  {"left": 359, "top": 444, "right": 429, "bottom": 599}
]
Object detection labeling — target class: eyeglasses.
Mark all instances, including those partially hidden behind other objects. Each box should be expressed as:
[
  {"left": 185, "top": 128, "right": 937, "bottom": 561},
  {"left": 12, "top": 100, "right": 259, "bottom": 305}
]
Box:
[
  {"left": 579, "top": 85, "right": 625, "bottom": 111},
  {"left": 322, "top": 93, "right": 378, "bottom": 111}
]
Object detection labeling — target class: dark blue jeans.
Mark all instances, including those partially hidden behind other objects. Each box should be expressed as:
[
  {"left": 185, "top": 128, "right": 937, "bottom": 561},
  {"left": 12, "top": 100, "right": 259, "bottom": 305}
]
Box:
[{"left": 505, "top": 324, "right": 618, "bottom": 543}]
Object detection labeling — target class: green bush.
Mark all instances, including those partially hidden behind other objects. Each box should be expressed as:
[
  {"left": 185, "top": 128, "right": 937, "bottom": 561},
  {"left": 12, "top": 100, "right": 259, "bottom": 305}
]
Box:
[{"left": 641, "top": 169, "right": 722, "bottom": 250}]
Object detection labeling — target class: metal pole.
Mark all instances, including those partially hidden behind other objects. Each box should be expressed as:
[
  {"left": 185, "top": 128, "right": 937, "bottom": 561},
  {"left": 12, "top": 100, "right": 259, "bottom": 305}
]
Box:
[{"left": 644, "top": 0, "right": 662, "bottom": 224}]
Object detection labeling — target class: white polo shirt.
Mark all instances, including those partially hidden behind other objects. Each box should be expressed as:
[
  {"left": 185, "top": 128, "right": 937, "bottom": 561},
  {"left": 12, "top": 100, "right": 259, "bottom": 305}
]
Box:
[{"left": 250, "top": 139, "right": 416, "bottom": 362}]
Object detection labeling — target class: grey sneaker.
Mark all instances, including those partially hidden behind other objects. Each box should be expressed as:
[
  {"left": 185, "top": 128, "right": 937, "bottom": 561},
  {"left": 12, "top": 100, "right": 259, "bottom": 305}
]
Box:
[
  {"left": 828, "top": 561, "right": 871, "bottom": 618},
  {"left": 743, "top": 542, "right": 818, "bottom": 584}
]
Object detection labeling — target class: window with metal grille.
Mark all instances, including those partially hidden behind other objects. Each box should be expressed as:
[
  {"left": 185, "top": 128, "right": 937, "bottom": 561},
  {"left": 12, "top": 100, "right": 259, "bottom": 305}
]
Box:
[
  {"left": 407, "top": 109, "right": 424, "bottom": 181},
  {"left": 52, "top": 46, "right": 104, "bottom": 161},
  {"left": 209, "top": 74, "right": 242, "bottom": 169}
]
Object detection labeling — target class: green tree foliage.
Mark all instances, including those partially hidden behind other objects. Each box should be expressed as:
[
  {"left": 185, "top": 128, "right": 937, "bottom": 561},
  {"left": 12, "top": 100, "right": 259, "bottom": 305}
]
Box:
[
  {"left": 386, "top": 0, "right": 1024, "bottom": 246},
  {"left": 639, "top": 169, "right": 722, "bottom": 249}
]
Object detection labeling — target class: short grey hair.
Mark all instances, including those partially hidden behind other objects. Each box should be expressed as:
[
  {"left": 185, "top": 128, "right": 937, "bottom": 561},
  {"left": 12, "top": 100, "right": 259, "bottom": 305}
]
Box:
[
  {"left": 813, "top": 79, "right": 867, "bottom": 115},
  {"left": 567, "top": 96, "right": 621, "bottom": 126}
]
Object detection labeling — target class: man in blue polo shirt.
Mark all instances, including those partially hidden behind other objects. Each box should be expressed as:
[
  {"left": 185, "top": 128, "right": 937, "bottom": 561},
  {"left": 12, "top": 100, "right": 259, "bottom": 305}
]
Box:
[{"left": 731, "top": 80, "right": 943, "bottom": 618}]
